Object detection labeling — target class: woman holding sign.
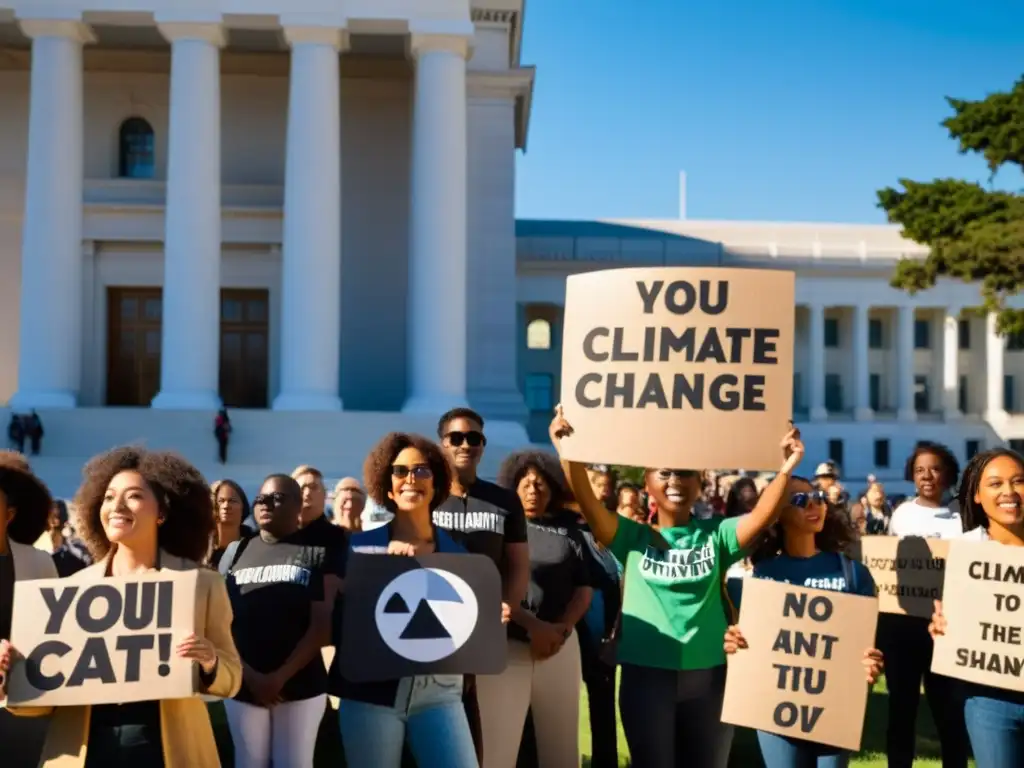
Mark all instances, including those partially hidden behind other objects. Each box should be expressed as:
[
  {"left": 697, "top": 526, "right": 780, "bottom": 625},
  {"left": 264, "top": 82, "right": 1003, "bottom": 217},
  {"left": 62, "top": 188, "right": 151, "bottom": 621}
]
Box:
[
  {"left": 722, "top": 476, "right": 884, "bottom": 766},
  {"left": 549, "top": 406, "right": 804, "bottom": 768},
  {"left": 0, "top": 446, "right": 242, "bottom": 768},
  {"left": 930, "top": 448, "right": 1024, "bottom": 767},
  {"left": 337, "top": 433, "right": 486, "bottom": 768}
]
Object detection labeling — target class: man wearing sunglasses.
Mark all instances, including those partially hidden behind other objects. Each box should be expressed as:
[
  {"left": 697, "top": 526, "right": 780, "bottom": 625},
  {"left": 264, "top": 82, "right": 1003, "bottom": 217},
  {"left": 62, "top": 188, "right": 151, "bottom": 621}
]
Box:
[{"left": 433, "top": 407, "right": 531, "bottom": 764}]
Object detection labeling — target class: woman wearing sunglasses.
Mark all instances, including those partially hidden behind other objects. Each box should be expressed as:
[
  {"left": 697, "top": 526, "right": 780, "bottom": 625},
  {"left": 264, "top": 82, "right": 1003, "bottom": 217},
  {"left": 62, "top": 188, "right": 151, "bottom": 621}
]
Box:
[
  {"left": 220, "top": 474, "right": 340, "bottom": 768},
  {"left": 723, "top": 478, "right": 883, "bottom": 767},
  {"left": 549, "top": 406, "right": 804, "bottom": 768},
  {"left": 338, "top": 432, "right": 507, "bottom": 767}
]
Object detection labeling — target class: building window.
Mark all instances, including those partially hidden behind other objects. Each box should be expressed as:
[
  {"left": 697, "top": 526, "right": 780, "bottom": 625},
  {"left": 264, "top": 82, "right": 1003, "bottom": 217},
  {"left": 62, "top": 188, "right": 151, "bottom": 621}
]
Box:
[
  {"left": 524, "top": 373, "right": 554, "bottom": 412},
  {"left": 914, "top": 319, "right": 931, "bottom": 349},
  {"left": 1009, "top": 332, "right": 1024, "bottom": 352},
  {"left": 526, "top": 318, "right": 552, "bottom": 350},
  {"left": 869, "top": 373, "right": 881, "bottom": 411},
  {"left": 958, "top": 319, "right": 971, "bottom": 350},
  {"left": 966, "top": 439, "right": 982, "bottom": 460},
  {"left": 1010, "top": 439, "right": 1024, "bottom": 454},
  {"left": 825, "top": 374, "right": 842, "bottom": 412},
  {"left": 868, "top": 318, "right": 883, "bottom": 349},
  {"left": 1006, "top": 375, "right": 1016, "bottom": 412},
  {"left": 914, "top": 375, "right": 930, "bottom": 412},
  {"left": 874, "top": 439, "right": 890, "bottom": 469},
  {"left": 792, "top": 373, "right": 803, "bottom": 411},
  {"left": 959, "top": 375, "right": 968, "bottom": 413},
  {"left": 828, "top": 439, "right": 844, "bottom": 470},
  {"left": 824, "top": 318, "right": 839, "bottom": 348},
  {"left": 118, "top": 117, "right": 155, "bottom": 179}
]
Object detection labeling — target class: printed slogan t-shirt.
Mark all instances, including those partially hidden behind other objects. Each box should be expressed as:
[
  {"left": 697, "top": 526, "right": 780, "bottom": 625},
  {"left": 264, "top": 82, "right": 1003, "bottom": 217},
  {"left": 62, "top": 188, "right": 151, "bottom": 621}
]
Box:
[
  {"left": 610, "top": 515, "right": 744, "bottom": 671},
  {"left": 743, "top": 552, "right": 877, "bottom": 602},
  {"left": 226, "top": 531, "right": 339, "bottom": 704},
  {"left": 433, "top": 479, "right": 528, "bottom": 569}
]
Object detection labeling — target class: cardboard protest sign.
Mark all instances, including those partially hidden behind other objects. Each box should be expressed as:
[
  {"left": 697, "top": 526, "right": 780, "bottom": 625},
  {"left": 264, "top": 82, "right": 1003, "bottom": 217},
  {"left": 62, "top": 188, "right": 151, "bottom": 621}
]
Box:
[
  {"left": 851, "top": 536, "right": 948, "bottom": 618},
  {"left": 721, "top": 579, "right": 879, "bottom": 752},
  {"left": 6, "top": 570, "right": 198, "bottom": 707},
  {"left": 558, "top": 267, "right": 794, "bottom": 470},
  {"left": 340, "top": 553, "right": 507, "bottom": 683},
  {"left": 932, "top": 540, "right": 1024, "bottom": 692}
]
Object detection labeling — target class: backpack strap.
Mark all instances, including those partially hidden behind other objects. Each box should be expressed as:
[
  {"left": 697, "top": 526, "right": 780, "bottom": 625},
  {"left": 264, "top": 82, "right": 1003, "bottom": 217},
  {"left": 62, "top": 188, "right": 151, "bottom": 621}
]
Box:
[
  {"left": 218, "top": 537, "right": 247, "bottom": 578},
  {"left": 839, "top": 552, "right": 857, "bottom": 594}
]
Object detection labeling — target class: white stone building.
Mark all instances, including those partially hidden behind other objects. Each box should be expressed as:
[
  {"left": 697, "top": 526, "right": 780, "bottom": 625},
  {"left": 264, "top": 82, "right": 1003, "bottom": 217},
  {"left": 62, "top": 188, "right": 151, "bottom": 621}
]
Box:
[{"left": 0, "top": 1, "right": 1015, "bottom": 498}]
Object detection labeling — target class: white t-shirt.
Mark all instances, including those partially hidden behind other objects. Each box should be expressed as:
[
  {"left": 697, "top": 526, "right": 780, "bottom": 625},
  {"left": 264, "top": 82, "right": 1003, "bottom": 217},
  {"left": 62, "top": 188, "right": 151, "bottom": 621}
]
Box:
[
  {"left": 960, "top": 526, "right": 989, "bottom": 540},
  {"left": 889, "top": 498, "right": 963, "bottom": 539}
]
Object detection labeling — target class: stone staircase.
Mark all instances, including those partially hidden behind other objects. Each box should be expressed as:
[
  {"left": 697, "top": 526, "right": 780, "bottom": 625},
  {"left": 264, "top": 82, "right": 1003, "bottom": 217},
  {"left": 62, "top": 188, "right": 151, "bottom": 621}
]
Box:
[{"left": 2, "top": 407, "right": 534, "bottom": 500}]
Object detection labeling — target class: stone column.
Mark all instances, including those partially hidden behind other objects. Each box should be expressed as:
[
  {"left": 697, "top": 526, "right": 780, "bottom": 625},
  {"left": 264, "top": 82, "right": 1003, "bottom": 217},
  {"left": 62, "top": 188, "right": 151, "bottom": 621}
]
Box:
[
  {"left": 151, "top": 22, "right": 224, "bottom": 410},
  {"left": 403, "top": 33, "right": 472, "bottom": 415},
  {"left": 10, "top": 19, "right": 93, "bottom": 409},
  {"left": 852, "top": 304, "right": 872, "bottom": 420},
  {"left": 808, "top": 303, "right": 827, "bottom": 421},
  {"left": 896, "top": 305, "right": 917, "bottom": 421},
  {"left": 943, "top": 307, "right": 962, "bottom": 420},
  {"left": 986, "top": 312, "right": 1006, "bottom": 419},
  {"left": 272, "top": 26, "right": 347, "bottom": 411}
]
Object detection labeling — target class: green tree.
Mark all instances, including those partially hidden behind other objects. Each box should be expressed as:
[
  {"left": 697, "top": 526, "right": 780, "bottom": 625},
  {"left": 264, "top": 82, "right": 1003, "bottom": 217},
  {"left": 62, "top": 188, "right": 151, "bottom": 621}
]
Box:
[{"left": 880, "top": 76, "right": 1024, "bottom": 333}]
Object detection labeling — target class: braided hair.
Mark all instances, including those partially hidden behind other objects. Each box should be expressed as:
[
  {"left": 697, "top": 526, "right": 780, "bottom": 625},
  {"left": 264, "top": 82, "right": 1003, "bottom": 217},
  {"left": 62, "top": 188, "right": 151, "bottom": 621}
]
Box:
[{"left": 956, "top": 448, "right": 1024, "bottom": 533}]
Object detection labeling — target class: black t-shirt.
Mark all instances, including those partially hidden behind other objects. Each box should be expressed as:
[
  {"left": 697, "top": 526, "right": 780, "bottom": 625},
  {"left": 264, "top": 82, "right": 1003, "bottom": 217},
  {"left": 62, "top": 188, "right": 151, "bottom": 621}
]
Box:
[
  {"left": 509, "top": 514, "right": 591, "bottom": 644},
  {"left": 433, "top": 478, "right": 527, "bottom": 571},
  {"left": 299, "top": 515, "right": 349, "bottom": 645},
  {"left": 210, "top": 529, "right": 255, "bottom": 570},
  {"left": 53, "top": 539, "right": 92, "bottom": 578},
  {"left": 0, "top": 551, "right": 13, "bottom": 642},
  {"left": 225, "top": 530, "right": 339, "bottom": 704}
]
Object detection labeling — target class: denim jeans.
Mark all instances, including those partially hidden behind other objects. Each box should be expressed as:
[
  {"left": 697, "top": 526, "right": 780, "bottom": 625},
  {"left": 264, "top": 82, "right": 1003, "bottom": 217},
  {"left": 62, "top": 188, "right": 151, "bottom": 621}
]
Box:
[
  {"left": 339, "top": 675, "right": 478, "bottom": 768},
  {"left": 964, "top": 689, "right": 1024, "bottom": 768},
  {"left": 756, "top": 730, "right": 850, "bottom": 768}
]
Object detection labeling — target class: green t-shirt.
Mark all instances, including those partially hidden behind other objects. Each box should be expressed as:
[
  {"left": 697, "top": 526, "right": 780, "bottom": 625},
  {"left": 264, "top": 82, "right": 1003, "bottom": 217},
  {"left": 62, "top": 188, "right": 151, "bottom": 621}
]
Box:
[{"left": 610, "top": 515, "right": 744, "bottom": 671}]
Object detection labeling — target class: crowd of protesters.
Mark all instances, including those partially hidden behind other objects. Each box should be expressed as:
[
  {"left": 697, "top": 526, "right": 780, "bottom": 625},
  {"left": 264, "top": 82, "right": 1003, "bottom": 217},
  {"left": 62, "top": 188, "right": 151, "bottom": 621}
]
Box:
[{"left": 0, "top": 407, "right": 1022, "bottom": 767}]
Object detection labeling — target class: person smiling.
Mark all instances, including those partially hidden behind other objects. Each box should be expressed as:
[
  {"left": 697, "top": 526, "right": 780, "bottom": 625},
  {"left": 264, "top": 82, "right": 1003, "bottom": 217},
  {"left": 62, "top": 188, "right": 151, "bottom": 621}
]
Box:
[
  {"left": 549, "top": 406, "right": 804, "bottom": 768},
  {"left": 930, "top": 448, "right": 1024, "bottom": 765},
  {"left": 338, "top": 432, "right": 492, "bottom": 768},
  {"left": 0, "top": 446, "right": 241, "bottom": 767},
  {"left": 723, "top": 476, "right": 882, "bottom": 767}
]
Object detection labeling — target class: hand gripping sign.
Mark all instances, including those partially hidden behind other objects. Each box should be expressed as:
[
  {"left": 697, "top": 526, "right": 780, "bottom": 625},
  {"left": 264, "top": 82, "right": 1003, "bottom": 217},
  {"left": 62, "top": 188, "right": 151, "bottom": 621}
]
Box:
[
  {"left": 558, "top": 266, "right": 795, "bottom": 471},
  {"left": 6, "top": 571, "right": 198, "bottom": 707}
]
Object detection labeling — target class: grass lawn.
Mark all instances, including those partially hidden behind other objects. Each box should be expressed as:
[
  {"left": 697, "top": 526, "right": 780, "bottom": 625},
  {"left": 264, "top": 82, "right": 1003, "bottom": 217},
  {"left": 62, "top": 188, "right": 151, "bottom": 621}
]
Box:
[
  {"left": 577, "top": 676, "right": 975, "bottom": 768},
  {"left": 205, "top": 674, "right": 972, "bottom": 767}
]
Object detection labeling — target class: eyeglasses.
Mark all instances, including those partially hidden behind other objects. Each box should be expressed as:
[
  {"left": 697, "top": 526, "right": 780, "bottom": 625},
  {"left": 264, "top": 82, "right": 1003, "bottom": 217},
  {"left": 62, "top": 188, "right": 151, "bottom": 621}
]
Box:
[
  {"left": 445, "top": 431, "right": 486, "bottom": 448},
  {"left": 654, "top": 469, "right": 700, "bottom": 480},
  {"left": 392, "top": 465, "right": 434, "bottom": 481},
  {"left": 791, "top": 490, "right": 828, "bottom": 508},
  {"left": 253, "top": 492, "right": 289, "bottom": 507}
]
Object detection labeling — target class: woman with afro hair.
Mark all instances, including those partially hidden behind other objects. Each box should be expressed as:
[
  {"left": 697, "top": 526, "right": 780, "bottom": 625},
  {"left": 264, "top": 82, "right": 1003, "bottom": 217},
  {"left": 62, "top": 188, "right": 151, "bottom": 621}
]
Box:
[
  {"left": 0, "top": 446, "right": 241, "bottom": 768},
  {"left": 0, "top": 451, "right": 58, "bottom": 766},
  {"left": 475, "top": 450, "right": 593, "bottom": 767}
]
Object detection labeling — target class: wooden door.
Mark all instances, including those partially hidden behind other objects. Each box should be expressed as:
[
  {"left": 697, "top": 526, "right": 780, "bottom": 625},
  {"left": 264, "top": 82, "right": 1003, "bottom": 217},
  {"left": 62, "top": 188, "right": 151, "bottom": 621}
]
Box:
[
  {"left": 219, "top": 289, "right": 269, "bottom": 408},
  {"left": 106, "top": 288, "right": 162, "bottom": 406}
]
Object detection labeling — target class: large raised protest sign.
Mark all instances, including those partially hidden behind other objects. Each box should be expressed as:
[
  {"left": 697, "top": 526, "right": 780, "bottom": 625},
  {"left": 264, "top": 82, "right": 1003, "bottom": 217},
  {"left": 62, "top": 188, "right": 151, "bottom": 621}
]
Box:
[
  {"left": 721, "top": 579, "right": 878, "bottom": 752},
  {"left": 932, "top": 540, "right": 1024, "bottom": 692},
  {"left": 340, "top": 553, "right": 507, "bottom": 683},
  {"left": 7, "top": 571, "right": 198, "bottom": 707},
  {"left": 852, "top": 536, "right": 948, "bottom": 618},
  {"left": 558, "top": 267, "right": 794, "bottom": 470}
]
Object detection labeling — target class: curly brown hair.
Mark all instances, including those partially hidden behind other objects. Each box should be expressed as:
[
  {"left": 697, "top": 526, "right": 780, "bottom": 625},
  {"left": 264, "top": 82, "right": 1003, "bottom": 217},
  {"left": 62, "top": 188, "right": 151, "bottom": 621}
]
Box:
[
  {"left": 73, "top": 446, "right": 214, "bottom": 563},
  {"left": 0, "top": 451, "right": 53, "bottom": 545},
  {"left": 497, "top": 450, "right": 567, "bottom": 514},
  {"left": 364, "top": 433, "right": 452, "bottom": 513}
]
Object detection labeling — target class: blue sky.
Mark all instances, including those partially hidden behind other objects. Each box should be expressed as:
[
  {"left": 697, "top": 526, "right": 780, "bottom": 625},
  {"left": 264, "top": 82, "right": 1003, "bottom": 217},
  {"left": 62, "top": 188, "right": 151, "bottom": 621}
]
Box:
[{"left": 514, "top": 0, "right": 1024, "bottom": 224}]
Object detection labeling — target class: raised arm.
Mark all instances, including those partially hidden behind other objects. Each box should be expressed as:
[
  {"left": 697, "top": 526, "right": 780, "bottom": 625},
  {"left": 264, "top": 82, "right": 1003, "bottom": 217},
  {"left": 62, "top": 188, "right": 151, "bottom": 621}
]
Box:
[
  {"left": 549, "top": 407, "right": 619, "bottom": 548},
  {"left": 734, "top": 426, "right": 805, "bottom": 550}
]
